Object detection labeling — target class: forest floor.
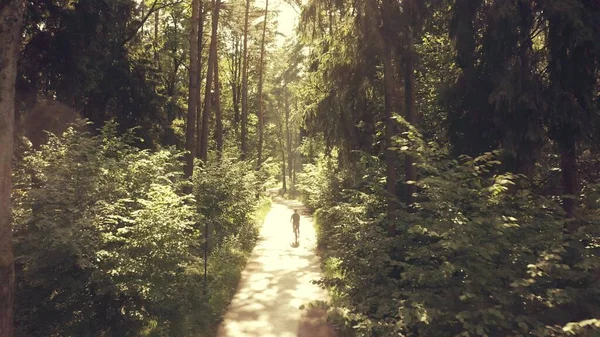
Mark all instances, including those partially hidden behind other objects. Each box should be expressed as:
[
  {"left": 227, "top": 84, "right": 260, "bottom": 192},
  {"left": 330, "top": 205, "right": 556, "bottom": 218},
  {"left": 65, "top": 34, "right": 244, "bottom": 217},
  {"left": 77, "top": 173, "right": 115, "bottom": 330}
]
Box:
[{"left": 216, "top": 194, "right": 336, "bottom": 337}]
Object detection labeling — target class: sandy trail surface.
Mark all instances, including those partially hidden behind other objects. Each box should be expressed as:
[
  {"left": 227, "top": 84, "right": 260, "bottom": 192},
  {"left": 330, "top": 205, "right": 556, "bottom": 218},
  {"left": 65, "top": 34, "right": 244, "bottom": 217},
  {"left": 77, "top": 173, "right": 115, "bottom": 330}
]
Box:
[{"left": 216, "top": 197, "right": 336, "bottom": 337}]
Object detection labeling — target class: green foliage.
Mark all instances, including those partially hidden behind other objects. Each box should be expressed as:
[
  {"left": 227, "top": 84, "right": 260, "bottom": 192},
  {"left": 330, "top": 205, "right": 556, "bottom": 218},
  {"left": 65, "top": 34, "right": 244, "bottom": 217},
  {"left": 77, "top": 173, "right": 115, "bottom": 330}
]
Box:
[
  {"left": 296, "top": 151, "right": 339, "bottom": 211},
  {"left": 18, "top": 0, "right": 179, "bottom": 146},
  {"left": 194, "top": 156, "right": 262, "bottom": 251},
  {"left": 298, "top": 4, "right": 387, "bottom": 159},
  {"left": 305, "top": 131, "right": 600, "bottom": 337},
  {"left": 204, "top": 195, "right": 270, "bottom": 324},
  {"left": 196, "top": 196, "right": 270, "bottom": 337},
  {"left": 12, "top": 123, "right": 267, "bottom": 337}
]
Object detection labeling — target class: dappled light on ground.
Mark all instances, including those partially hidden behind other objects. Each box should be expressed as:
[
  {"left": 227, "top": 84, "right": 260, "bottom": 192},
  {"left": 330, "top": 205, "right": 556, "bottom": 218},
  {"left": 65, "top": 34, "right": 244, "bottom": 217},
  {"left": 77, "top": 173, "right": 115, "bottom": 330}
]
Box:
[{"left": 217, "top": 198, "right": 336, "bottom": 337}]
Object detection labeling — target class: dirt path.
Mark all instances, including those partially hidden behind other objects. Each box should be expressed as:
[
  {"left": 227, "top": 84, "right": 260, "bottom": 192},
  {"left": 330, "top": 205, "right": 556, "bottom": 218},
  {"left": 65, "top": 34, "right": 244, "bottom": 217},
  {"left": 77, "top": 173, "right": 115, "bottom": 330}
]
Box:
[{"left": 216, "top": 197, "right": 336, "bottom": 337}]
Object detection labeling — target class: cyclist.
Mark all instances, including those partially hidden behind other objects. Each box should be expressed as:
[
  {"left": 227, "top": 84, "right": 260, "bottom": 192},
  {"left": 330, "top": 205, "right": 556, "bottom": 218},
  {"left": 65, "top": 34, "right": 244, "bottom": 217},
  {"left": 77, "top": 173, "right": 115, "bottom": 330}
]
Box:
[{"left": 290, "top": 209, "right": 300, "bottom": 241}]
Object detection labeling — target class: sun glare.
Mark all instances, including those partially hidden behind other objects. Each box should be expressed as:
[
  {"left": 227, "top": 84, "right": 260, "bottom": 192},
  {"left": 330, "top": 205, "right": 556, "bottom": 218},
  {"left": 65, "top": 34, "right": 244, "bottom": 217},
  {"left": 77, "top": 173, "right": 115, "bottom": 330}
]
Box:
[{"left": 255, "top": 0, "right": 299, "bottom": 46}]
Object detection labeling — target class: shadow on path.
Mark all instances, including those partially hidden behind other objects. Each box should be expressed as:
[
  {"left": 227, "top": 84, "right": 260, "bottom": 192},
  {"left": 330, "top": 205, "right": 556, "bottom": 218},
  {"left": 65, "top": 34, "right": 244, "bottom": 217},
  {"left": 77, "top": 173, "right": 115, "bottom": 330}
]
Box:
[{"left": 216, "top": 196, "right": 336, "bottom": 337}]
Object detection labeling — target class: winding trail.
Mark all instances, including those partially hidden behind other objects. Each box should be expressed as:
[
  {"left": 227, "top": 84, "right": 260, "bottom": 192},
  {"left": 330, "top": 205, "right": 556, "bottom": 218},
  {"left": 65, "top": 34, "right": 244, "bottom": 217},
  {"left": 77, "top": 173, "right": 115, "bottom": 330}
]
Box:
[{"left": 216, "top": 196, "right": 336, "bottom": 337}]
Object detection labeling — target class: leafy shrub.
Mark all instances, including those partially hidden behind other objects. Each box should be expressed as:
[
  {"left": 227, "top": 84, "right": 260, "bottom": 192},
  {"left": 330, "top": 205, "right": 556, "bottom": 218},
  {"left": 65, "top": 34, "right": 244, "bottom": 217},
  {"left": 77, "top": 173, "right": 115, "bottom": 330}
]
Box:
[
  {"left": 12, "top": 122, "right": 268, "bottom": 337},
  {"left": 306, "top": 133, "right": 600, "bottom": 337},
  {"left": 193, "top": 157, "right": 262, "bottom": 251},
  {"left": 297, "top": 153, "right": 337, "bottom": 211}
]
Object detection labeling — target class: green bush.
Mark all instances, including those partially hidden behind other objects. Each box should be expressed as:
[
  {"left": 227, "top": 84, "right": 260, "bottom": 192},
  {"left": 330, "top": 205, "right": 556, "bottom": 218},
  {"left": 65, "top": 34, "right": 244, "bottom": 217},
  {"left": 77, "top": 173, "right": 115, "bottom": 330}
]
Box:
[
  {"left": 12, "top": 123, "right": 268, "bottom": 337},
  {"left": 306, "top": 136, "right": 600, "bottom": 337},
  {"left": 193, "top": 157, "right": 262, "bottom": 251}
]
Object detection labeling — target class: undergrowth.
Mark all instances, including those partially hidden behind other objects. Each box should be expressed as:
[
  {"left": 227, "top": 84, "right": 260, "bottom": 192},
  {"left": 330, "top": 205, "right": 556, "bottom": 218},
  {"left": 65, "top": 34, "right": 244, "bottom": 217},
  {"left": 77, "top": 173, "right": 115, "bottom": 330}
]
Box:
[
  {"left": 11, "top": 122, "right": 272, "bottom": 337},
  {"left": 299, "top": 131, "right": 600, "bottom": 337}
]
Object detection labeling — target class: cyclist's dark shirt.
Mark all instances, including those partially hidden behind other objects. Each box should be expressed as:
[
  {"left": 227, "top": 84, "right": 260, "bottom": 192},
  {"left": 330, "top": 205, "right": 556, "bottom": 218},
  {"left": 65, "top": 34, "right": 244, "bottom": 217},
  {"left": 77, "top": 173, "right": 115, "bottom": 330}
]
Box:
[{"left": 291, "top": 213, "right": 300, "bottom": 225}]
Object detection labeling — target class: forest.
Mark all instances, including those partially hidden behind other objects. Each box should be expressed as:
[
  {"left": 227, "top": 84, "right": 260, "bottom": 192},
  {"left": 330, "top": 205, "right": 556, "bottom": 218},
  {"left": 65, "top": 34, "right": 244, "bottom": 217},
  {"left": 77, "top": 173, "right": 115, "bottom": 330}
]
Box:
[{"left": 0, "top": 0, "right": 599, "bottom": 336}]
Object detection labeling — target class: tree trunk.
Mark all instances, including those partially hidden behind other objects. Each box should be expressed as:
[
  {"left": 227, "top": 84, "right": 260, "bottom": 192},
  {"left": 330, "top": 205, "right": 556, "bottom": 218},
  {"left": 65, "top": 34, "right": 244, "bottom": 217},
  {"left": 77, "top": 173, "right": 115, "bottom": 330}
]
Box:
[
  {"left": 200, "top": 0, "right": 220, "bottom": 162},
  {"left": 0, "top": 2, "right": 24, "bottom": 336},
  {"left": 285, "top": 90, "right": 292, "bottom": 182},
  {"left": 546, "top": 10, "right": 591, "bottom": 221},
  {"left": 196, "top": 3, "right": 205, "bottom": 158},
  {"left": 292, "top": 99, "right": 299, "bottom": 190},
  {"left": 256, "top": 0, "right": 269, "bottom": 169},
  {"left": 560, "top": 141, "right": 578, "bottom": 220},
  {"left": 513, "top": 0, "right": 539, "bottom": 179},
  {"left": 240, "top": 0, "right": 250, "bottom": 159},
  {"left": 382, "top": 51, "right": 397, "bottom": 236},
  {"left": 214, "top": 56, "right": 223, "bottom": 157},
  {"left": 141, "top": 2, "right": 145, "bottom": 35},
  {"left": 281, "top": 136, "right": 287, "bottom": 193},
  {"left": 366, "top": 0, "right": 398, "bottom": 235},
  {"left": 404, "top": 14, "right": 417, "bottom": 204},
  {"left": 229, "top": 36, "right": 242, "bottom": 137},
  {"left": 185, "top": 0, "right": 200, "bottom": 178},
  {"left": 154, "top": 9, "right": 160, "bottom": 67},
  {"left": 292, "top": 156, "right": 296, "bottom": 191}
]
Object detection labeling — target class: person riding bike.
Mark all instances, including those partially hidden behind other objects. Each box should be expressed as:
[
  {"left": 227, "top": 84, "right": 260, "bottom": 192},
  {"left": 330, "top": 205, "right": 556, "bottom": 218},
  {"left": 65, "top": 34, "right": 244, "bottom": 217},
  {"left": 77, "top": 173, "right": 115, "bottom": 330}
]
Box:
[{"left": 290, "top": 209, "right": 300, "bottom": 241}]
